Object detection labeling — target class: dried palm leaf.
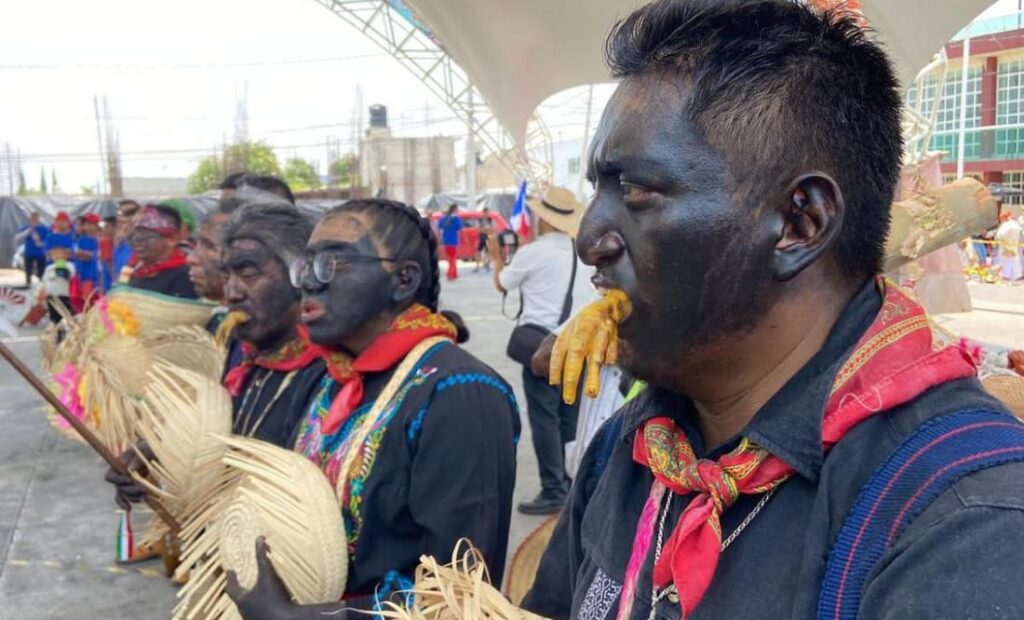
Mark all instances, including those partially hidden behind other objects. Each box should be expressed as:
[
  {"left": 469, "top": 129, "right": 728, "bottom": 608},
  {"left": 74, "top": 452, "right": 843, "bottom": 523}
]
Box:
[
  {"left": 143, "top": 325, "right": 225, "bottom": 381},
  {"left": 378, "top": 541, "right": 550, "bottom": 620},
  {"left": 174, "top": 436, "right": 348, "bottom": 620},
  {"left": 101, "top": 286, "right": 217, "bottom": 333}
]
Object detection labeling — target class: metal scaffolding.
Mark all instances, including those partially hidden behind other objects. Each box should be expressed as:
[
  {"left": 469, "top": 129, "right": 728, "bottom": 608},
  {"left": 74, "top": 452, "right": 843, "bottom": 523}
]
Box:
[{"left": 312, "top": 0, "right": 554, "bottom": 187}]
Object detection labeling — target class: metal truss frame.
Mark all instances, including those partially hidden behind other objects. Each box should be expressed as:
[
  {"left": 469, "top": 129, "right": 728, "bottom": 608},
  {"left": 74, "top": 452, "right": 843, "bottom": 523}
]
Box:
[{"left": 313, "top": 0, "right": 554, "bottom": 187}]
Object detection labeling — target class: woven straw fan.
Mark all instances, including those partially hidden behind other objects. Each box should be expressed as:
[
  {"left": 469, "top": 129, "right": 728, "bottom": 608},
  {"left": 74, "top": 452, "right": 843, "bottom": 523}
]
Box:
[
  {"left": 131, "top": 363, "right": 233, "bottom": 549},
  {"left": 174, "top": 436, "right": 347, "bottom": 620},
  {"left": 377, "top": 541, "right": 550, "bottom": 620}
]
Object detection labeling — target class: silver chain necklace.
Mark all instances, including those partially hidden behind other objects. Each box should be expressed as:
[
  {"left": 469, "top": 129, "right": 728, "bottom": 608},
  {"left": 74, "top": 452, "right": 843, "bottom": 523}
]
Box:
[{"left": 646, "top": 488, "right": 777, "bottom": 620}]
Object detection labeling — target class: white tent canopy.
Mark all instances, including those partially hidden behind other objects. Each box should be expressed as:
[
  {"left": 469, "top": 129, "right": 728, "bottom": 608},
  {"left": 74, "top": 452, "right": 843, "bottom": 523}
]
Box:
[{"left": 406, "top": 0, "right": 995, "bottom": 149}]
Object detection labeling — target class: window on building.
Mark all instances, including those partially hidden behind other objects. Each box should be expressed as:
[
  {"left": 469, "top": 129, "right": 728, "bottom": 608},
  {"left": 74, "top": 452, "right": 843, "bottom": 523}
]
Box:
[
  {"left": 1003, "top": 171, "right": 1024, "bottom": 207},
  {"left": 567, "top": 157, "right": 580, "bottom": 175},
  {"left": 997, "top": 61, "right": 1024, "bottom": 158},
  {"left": 929, "top": 67, "right": 983, "bottom": 160}
]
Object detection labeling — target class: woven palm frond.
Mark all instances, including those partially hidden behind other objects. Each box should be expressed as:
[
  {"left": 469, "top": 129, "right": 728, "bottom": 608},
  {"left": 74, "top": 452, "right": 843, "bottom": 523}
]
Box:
[
  {"left": 48, "top": 334, "right": 153, "bottom": 450},
  {"left": 133, "top": 363, "right": 234, "bottom": 548},
  {"left": 983, "top": 375, "right": 1024, "bottom": 420},
  {"left": 143, "top": 325, "right": 225, "bottom": 382},
  {"left": 41, "top": 312, "right": 86, "bottom": 372},
  {"left": 377, "top": 541, "right": 550, "bottom": 620},
  {"left": 174, "top": 436, "right": 347, "bottom": 620}
]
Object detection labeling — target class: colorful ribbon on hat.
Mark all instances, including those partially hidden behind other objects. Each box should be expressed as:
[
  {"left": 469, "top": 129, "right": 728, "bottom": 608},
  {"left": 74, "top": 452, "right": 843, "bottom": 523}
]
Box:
[{"left": 619, "top": 278, "right": 978, "bottom": 619}]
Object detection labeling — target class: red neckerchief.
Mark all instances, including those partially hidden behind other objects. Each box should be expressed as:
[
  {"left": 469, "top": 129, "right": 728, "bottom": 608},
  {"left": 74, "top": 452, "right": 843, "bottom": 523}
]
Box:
[
  {"left": 310, "top": 303, "right": 457, "bottom": 435},
  {"left": 223, "top": 333, "right": 320, "bottom": 398},
  {"left": 626, "top": 278, "right": 978, "bottom": 618},
  {"left": 130, "top": 249, "right": 188, "bottom": 280}
]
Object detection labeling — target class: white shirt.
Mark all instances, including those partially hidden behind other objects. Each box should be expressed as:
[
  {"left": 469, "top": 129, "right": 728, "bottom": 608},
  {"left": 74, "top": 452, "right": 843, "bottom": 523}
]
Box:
[
  {"left": 498, "top": 232, "right": 598, "bottom": 331},
  {"left": 42, "top": 262, "right": 75, "bottom": 298}
]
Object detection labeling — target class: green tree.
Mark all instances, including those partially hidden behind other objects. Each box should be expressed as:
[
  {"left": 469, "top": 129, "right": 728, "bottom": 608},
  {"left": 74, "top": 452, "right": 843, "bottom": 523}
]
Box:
[
  {"left": 40, "top": 168, "right": 48, "bottom": 194},
  {"left": 283, "top": 157, "right": 321, "bottom": 190},
  {"left": 80, "top": 185, "right": 95, "bottom": 196},
  {"left": 51, "top": 169, "right": 58, "bottom": 193},
  {"left": 187, "top": 141, "right": 282, "bottom": 193},
  {"left": 328, "top": 154, "right": 357, "bottom": 187},
  {"left": 17, "top": 170, "right": 26, "bottom": 195}
]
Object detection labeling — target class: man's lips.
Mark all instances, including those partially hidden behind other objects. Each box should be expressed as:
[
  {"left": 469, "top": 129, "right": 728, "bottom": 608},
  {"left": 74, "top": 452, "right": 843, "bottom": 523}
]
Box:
[
  {"left": 301, "top": 300, "right": 326, "bottom": 323},
  {"left": 591, "top": 272, "right": 621, "bottom": 292}
]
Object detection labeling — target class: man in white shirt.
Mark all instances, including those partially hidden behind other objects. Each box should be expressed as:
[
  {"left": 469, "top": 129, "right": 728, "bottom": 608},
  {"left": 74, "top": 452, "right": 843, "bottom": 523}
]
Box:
[{"left": 489, "top": 186, "right": 597, "bottom": 514}]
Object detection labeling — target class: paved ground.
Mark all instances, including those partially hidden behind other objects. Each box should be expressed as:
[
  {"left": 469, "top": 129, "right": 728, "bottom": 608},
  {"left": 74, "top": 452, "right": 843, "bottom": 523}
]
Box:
[
  {"left": 2, "top": 271, "right": 1023, "bottom": 619},
  {"left": 0, "top": 266, "right": 547, "bottom": 619}
]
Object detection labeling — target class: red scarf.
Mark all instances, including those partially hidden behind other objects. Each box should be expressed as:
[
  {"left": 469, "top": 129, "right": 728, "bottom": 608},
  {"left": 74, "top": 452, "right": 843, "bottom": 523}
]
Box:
[
  {"left": 223, "top": 334, "right": 320, "bottom": 398},
  {"left": 130, "top": 249, "right": 188, "bottom": 280},
  {"left": 312, "top": 304, "right": 457, "bottom": 435},
  {"left": 628, "top": 278, "right": 977, "bottom": 618}
]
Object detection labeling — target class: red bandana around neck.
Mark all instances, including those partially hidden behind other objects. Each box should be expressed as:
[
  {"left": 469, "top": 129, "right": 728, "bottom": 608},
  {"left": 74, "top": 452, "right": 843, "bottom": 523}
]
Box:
[
  {"left": 311, "top": 303, "right": 457, "bottom": 435},
  {"left": 624, "top": 278, "right": 978, "bottom": 619},
  {"left": 223, "top": 333, "right": 320, "bottom": 398},
  {"left": 131, "top": 248, "right": 188, "bottom": 280}
]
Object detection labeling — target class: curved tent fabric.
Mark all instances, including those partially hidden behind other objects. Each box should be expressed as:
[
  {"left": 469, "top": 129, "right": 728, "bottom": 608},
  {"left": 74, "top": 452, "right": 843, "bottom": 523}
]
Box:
[{"left": 405, "top": 0, "right": 994, "bottom": 150}]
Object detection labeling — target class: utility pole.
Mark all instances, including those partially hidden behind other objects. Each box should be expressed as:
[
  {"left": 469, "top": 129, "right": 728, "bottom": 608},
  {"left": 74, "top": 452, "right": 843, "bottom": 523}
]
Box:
[{"left": 93, "top": 96, "right": 108, "bottom": 195}]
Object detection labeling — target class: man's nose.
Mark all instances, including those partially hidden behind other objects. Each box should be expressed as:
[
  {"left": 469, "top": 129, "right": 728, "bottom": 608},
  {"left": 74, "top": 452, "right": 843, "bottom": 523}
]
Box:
[
  {"left": 576, "top": 203, "right": 625, "bottom": 267},
  {"left": 223, "top": 275, "right": 245, "bottom": 303}
]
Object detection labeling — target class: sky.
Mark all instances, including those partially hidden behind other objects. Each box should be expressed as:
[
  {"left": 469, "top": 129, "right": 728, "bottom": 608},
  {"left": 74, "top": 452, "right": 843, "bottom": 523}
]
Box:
[{"left": 0, "top": 0, "right": 1018, "bottom": 194}]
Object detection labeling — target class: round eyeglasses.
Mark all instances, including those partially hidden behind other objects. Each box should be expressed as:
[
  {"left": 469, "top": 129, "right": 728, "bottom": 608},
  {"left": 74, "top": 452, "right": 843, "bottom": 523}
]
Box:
[{"left": 289, "top": 250, "right": 397, "bottom": 288}]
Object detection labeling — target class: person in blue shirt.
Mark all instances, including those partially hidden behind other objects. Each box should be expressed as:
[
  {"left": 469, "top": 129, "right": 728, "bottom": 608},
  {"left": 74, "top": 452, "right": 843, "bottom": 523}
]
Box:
[
  {"left": 17, "top": 211, "right": 48, "bottom": 285},
  {"left": 74, "top": 213, "right": 101, "bottom": 305},
  {"left": 43, "top": 211, "right": 75, "bottom": 261},
  {"left": 438, "top": 205, "right": 464, "bottom": 280},
  {"left": 113, "top": 199, "right": 140, "bottom": 284}
]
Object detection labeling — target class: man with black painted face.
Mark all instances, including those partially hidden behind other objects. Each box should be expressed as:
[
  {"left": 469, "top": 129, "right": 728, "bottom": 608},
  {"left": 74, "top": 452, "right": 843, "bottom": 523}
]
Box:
[
  {"left": 524, "top": 2, "right": 1024, "bottom": 619},
  {"left": 106, "top": 204, "right": 326, "bottom": 509},
  {"left": 225, "top": 199, "right": 519, "bottom": 619}
]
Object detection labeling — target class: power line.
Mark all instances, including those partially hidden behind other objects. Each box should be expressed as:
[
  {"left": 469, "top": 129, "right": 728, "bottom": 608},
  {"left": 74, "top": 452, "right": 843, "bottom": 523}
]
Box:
[{"left": 0, "top": 53, "right": 388, "bottom": 71}]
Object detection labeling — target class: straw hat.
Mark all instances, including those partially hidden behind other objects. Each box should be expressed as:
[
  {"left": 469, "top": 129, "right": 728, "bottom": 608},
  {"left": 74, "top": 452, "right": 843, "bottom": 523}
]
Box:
[
  {"left": 98, "top": 287, "right": 217, "bottom": 333},
  {"left": 983, "top": 374, "right": 1024, "bottom": 420},
  {"left": 527, "top": 186, "right": 586, "bottom": 237},
  {"left": 505, "top": 516, "right": 559, "bottom": 606},
  {"left": 174, "top": 436, "right": 348, "bottom": 620},
  {"left": 143, "top": 325, "right": 225, "bottom": 382}
]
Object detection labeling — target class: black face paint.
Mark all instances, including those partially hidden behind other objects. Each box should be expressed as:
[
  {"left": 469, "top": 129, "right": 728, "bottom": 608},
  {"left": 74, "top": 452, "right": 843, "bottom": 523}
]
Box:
[
  {"left": 577, "top": 74, "right": 780, "bottom": 387},
  {"left": 299, "top": 235, "right": 394, "bottom": 350},
  {"left": 223, "top": 239, "right": 300, "bottom": 351}
]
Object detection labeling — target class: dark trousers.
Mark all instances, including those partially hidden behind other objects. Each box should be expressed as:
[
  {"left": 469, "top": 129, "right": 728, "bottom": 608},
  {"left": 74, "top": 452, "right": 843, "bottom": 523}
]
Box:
[
  {"left": 47, "top": 296, "right": 72, "bottom": 324},
  {"left": 24, "top": 256, "right": 45, "bottom": 285},
  {"left": 522, "top": 367, "right": 579, "bottom": 497}
]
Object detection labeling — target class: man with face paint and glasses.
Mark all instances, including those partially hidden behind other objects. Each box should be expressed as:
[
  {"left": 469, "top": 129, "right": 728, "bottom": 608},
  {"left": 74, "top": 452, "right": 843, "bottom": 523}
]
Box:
[
  {"left": 225, "top": 199, "right": 520, "bottom": 619},
  {"left": 107, "top": 203, "right": 327, "bottom": 507},
  {"left": 523, "top": 2, "right": 1024, "bottom": 620}
]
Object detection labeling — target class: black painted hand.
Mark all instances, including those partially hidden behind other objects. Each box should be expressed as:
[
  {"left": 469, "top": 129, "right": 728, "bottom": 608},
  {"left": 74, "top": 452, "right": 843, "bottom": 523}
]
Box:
[
  {"left": 225, "top": 537, "right": 302, "bottom": 620},
  {"left": 103, "top": 440, "right": 154, "bottom": 511}
]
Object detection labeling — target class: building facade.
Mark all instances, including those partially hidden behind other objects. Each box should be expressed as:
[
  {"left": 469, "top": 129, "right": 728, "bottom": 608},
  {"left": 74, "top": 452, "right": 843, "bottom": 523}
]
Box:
[{"left": 910, "top": 14, "right": 1024, "bottom": 206}]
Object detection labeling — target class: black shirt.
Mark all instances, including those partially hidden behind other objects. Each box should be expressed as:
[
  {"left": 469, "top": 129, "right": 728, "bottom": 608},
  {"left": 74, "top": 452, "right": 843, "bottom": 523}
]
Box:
[
  {"left": 231, "top": 359, "right": 326, "bottom": 448},
  {"left": 524, "top": 281, "right": 1024, "bottom": 619},
  {"left": 290, "top": 342, "right": 521, "bottom": 605},
  {"left": 129, "top": 265, "right": 198, "bottom": 299}
]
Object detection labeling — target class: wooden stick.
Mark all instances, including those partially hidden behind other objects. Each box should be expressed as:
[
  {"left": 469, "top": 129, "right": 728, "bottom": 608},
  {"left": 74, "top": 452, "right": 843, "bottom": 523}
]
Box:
[{"left": 0, "top": 339, "right": 181, "bottom": 533}]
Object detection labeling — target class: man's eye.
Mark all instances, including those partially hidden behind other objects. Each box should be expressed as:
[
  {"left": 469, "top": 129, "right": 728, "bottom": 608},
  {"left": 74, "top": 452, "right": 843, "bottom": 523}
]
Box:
[{"left": 621, "top": 181, "right": 651, "bottom": 202}]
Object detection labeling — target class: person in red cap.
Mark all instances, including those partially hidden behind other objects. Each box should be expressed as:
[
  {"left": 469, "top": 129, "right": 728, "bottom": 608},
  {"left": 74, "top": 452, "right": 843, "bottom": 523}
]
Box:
[
  {"left": 72, "top": 213, "right": 102, "bottom": 308},
  {"left": 43, "top": 211, "right": 75, "bottom": 262},
  {"left": 126, "top": 204, "right": 198, "bottom": 298}
]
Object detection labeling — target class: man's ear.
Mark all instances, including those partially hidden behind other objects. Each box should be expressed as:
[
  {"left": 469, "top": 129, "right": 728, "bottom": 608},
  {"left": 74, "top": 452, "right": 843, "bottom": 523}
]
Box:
[
  {"left": 390, "top": 261, "right": 422, "bottom": 304},
  {"left": 770, "top": 172, "right": 845, "bottom": 281}
]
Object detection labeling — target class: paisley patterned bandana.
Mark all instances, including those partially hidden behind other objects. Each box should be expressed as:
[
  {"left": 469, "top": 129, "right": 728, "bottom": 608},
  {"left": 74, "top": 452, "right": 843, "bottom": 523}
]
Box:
[{"left": 623, "top": 278, "right": 977, "bottom": 619}]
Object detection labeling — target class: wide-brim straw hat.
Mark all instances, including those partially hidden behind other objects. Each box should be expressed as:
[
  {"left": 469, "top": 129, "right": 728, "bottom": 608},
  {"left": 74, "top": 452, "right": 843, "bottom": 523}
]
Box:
[
  {"left": 100, "top": 286, "right": 217, "bottom": 333},
  {"left": 505, "top": 515, "right": 560, "bottom": 606},
  {"left": 983, "top": 374, "right": 1024, "bottom": 419},
  {"left": 175, "top": 436, "right": 348, "bottom": 620},
  {"left": 527, "top": 186, "right": 586, "bottom": 238}
]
